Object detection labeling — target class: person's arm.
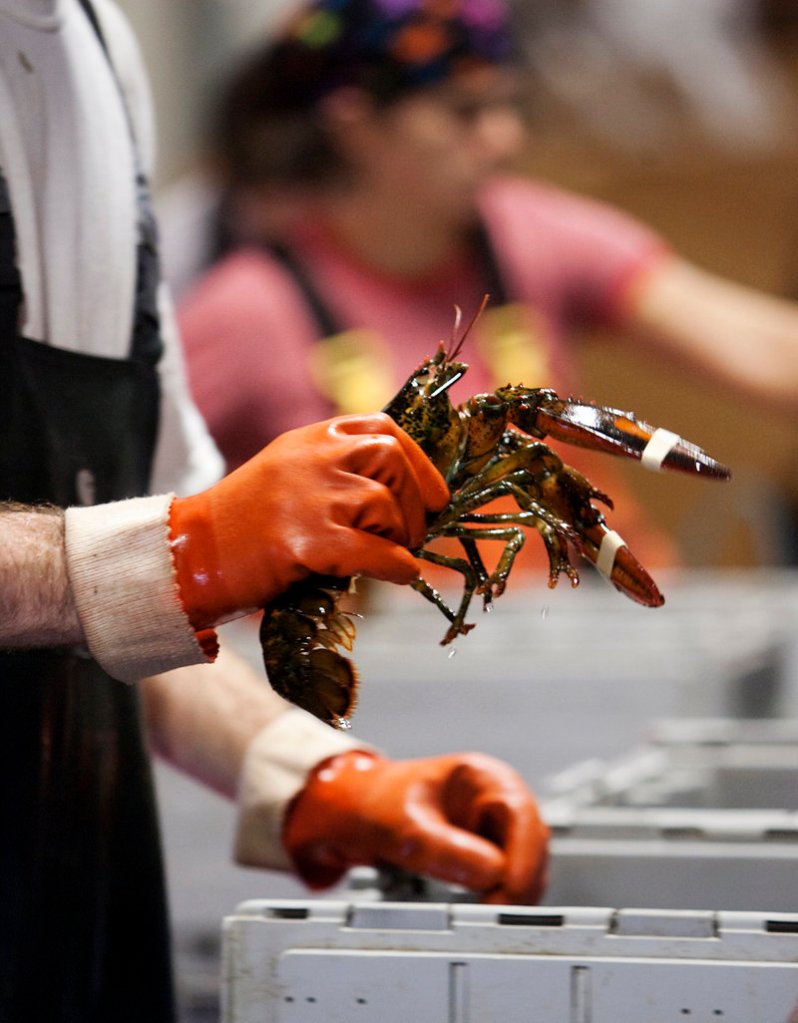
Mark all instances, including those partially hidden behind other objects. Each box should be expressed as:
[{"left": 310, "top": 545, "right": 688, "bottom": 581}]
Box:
[
  {"left": 141, "top": 649, "right": 549, "bottom": 901},
  {"left": 140, "top": 647, "right": 364, "bottom": 870},
  {"left": 140, "top": 645, "right": 351, "bottom": 800},
  {"left": 628, "top": 256, "right": 798, "bottom": 411},
  {"left": 1, "top": 414, "right": 449, "bottom": 681},
  {"left": 0, "top": 503, "right": 81, "bottom": 647},
  {"left": 488, "top": 181, "right": 798, "bottom": 411}
]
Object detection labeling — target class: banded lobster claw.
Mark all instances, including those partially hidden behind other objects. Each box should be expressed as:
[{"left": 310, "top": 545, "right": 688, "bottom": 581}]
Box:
[
  {"left": 500, "top": 388, "right": 732, "bottom": 481},
  {"left": 575, "top": 519, "right": 665, "bottom": 608},
  {"left": 489, "top": 431, "right": 667, "bottom": 609}
]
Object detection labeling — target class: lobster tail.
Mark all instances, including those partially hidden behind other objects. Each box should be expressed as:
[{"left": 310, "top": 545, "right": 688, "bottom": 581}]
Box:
[{"left": 259, "top": 580, "right": 359, "bottom": 729}]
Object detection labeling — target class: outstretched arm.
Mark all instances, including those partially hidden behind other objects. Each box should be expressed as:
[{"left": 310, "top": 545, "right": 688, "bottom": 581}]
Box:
[{"left": 629, "top": 257, "right": 798, "bottom": 411}]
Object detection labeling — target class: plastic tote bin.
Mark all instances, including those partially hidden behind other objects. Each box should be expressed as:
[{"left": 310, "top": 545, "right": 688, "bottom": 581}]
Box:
[
  {"left": 540, "top": 717, "right": 798, "bottom": 912},
  {"left": 222, "top": 900, "right": 798, "bottom": 1023}
]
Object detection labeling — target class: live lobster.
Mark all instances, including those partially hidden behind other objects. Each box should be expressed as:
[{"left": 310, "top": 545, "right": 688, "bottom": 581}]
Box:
[{"left": 259, "top": 298, "right": 731, "bottom": 728}]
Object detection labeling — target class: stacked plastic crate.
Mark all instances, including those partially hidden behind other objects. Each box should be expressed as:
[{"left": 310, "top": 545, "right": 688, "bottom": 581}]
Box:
[
  {"left": 217, "top": 572, "right": 798, "bottom": 1021},
  {"left": 222, "top": 718, "right": 798, "bottom": 1021}
]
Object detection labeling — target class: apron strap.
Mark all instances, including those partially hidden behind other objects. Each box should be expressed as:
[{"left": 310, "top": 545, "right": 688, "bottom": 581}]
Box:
[
  {"left": 471, "top": 219, "right": 510, "bottom": 308},
  {"left": 265, "top": 242, "right": 341, "bottom": 338},
  {"left": 262, "top": 218, "right": 511, "bottom": 342}
]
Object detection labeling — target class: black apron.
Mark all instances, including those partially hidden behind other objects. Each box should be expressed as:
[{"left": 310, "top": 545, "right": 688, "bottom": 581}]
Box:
[{"left": 0, "top": 7, "right": 175, "bottom": 1020}]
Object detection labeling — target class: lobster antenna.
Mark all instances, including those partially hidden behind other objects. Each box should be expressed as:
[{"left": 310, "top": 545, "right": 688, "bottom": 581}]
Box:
[
  {"left": 446, "top": 305, "right": 463, "bottom": 359},
  {"left": 449, "top": 293, "right": 490, "bottom": 361}
]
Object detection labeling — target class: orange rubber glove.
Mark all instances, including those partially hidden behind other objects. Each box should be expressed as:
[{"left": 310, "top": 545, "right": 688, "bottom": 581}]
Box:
[
  {"left": 169, "top": 414, "right": 449, "bottom": 631},
  {"left": 282, "top": 751, "right": 550, "bottom": 905}
]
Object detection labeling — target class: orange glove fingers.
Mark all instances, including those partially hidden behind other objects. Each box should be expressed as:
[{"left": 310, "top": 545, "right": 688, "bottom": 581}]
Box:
[
  {"left": 324, "top": 526, "right": 428, "bottom": 585},
  {"left": 341, "top": 444, "right": 426, "bottom": 547},
  {"left": 495, "top": 803, "right": 551, "bottom": 904},
  {"left": 169, "top": 414, "right": 448, "bottom": 630},
  {"left": 336, "top": 475, "right": 416, "bottom": 545},
  {"left": 474, "top": 804, "right": 550, "bottom": 905},
  {"left": 374, "top": 803, "right": 507, "bottom": 892},
  {"left": 480, "top": 851, "right": 549, "bottom": 906},
  {"left": 283, "top": 839, "right": 355, "bottom": 891},
  {"left": 331, "top": 417, "right": 449, "bottom": 548},
  {"left": 285, "top": 804, "right": 507, "bottom": 892},
  {"left": 438, "top": 755, "right": 551, "bottom": 904}
]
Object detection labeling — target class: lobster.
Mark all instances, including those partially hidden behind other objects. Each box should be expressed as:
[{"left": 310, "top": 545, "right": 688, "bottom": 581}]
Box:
[{"left": 259, "top": 298, "right": 731, "bottom": 729}]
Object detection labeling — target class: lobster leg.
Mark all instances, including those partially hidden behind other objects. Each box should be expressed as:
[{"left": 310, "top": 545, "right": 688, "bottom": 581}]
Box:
[
  {"left": 415, "top": 525, "right": 535, "bottom": 643},
  {"left": 447, "top": 523, "right": 531, "bottom": 599},
  {"left": 457, "top": 536, "right": 494, "bottom": 607},
  {"left": 412, "top": 549, "right": 479, "bottom": 644},
  {"left": 431, "top": 455, "right": 579, "bottom": 598},
  {"left": 457, "top": 507, "right": 578, "bottom": 594}
]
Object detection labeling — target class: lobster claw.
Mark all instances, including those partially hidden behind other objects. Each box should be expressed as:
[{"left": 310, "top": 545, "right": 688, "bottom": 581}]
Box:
[
  {"left": 577, "top": 520, "right": 665, "bottom": 608},
  {"left": 532, "top": 397, "right": 731, "bottom": 480}
]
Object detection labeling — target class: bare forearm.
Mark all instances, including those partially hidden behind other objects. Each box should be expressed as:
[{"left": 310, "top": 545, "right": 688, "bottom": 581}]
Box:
[
  {"left": 0, "top": 496, "right": 207, "bottom": 683},
  {"left": 0, "top": 503, "right": 83, "bottom": 647}
]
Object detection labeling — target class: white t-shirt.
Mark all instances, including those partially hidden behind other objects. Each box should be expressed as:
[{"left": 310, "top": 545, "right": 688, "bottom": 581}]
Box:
[{"left": 0, "top": 0, "right": 223, "bottom": 496}]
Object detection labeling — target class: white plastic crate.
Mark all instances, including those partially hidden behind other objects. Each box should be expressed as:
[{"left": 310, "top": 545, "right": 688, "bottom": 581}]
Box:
[
  {"left": 542, "top": 725, "right": 798, "bottom": 812},
  {"left": 222, "top": 900, "right": 798, "bottom": 1023},
  {"left": 540, "top": 717, "right": 798, "bottom": 911},
  {"left": 648, "top": 717, "right": 798, "bottom": 749},
  {"left": 542, "top": 807, "right": 798, "bottom": 911}
]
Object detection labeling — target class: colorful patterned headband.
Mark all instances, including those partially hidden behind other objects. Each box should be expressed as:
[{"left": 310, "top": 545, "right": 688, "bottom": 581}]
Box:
[{"left": 269, "top": 0, "right": 517, "bottom": 108}]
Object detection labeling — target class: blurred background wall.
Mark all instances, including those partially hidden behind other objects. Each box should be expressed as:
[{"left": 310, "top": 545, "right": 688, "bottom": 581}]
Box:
[
  {"left": 118, "top": 0, "right": 798, "bottom": 569},
  {"left": 114, "top": 0, "right": 294, "bottom": 186}
]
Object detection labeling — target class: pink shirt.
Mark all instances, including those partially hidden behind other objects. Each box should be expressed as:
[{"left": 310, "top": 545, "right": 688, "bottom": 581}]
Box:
[{"left": 179, "top": 176, "right": 670, "bottom": 473}]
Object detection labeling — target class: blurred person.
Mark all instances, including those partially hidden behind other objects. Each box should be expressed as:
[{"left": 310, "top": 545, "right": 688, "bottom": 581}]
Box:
[
  {"left": 173, "top": 0, "right": 798, "bottom": 574},
  {"left": 0, "top": 2, "right": 549, "bottom": 1019}
]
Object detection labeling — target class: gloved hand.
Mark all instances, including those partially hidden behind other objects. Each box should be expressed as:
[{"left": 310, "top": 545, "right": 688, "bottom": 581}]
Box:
[
  {"left": 282, "top": 750, "right": 550, "bottom": 904},
  {"left": 169, "top": 414, "right": 449, "bottom": 630}
]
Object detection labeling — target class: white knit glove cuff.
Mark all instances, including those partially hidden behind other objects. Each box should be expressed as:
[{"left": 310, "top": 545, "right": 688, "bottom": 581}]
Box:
[
  {"left": 235, "top": 708, "right": 373, "bottom": 871},
  {"left": 64, "top": 494, "right": 213, "bottom": 683}
]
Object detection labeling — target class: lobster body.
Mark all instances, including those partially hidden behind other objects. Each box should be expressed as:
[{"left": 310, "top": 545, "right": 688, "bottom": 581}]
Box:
[{"left": 260, "top": 304, "right": 731, "bottom": 728}]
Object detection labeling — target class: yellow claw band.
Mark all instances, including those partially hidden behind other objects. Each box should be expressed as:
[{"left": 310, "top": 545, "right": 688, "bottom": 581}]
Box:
[
  {"left": 641, "top": 428, "right": 681, "bottom": 471},
  {"left": 596, "top": 529, "right": 626, "bottom": 579}
]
